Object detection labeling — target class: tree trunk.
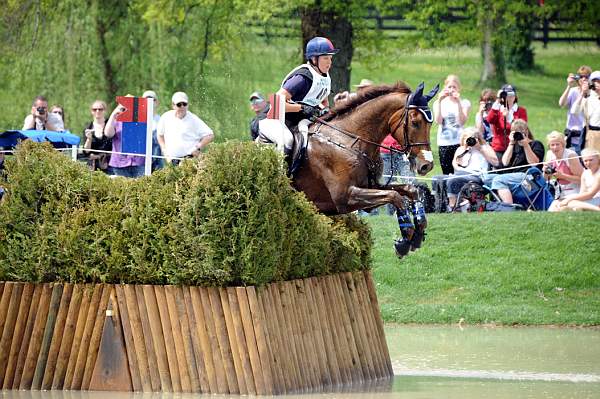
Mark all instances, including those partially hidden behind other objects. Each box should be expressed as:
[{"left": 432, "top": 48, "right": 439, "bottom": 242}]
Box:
[
  {"left": 480, "top": 9, "right": 506, "bottom": 86},
  {"left": 300, "top": 7, "right": 353, "bottom": 101}
]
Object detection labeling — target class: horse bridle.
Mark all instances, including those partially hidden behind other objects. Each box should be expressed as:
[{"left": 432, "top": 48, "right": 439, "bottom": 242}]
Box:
[{"left": 313, "top": 100, "right": 432, "bottom": 156}]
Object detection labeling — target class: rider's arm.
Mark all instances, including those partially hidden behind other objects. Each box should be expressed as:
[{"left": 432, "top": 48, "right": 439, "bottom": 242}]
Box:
[
  {"left": 276, "top": 88, "right": 302, "bottom": 113},
  {"left": 278, "top": 74, "right": 312, "bottom": 113}
]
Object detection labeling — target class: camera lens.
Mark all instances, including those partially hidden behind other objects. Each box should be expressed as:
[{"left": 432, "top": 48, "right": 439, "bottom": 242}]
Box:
[
  {"left": 513, "top": 131, "right": 524, "bottom": 141},
  {"left": 466, "top": 137, "right": 477, "bottom": 147},
  {"left": 36, "top": 106, "right": 46, "bottom": 114}
]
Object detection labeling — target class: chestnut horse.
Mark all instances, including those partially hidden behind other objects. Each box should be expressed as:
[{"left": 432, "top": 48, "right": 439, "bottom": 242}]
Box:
[{"left": 293, "top": 81, "right": 439, "bottom": 257}]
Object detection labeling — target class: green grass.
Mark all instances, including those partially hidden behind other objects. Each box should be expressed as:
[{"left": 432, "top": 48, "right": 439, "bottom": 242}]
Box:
[{"left": 366, "top": 211, "right": 600, "bottom": 326}]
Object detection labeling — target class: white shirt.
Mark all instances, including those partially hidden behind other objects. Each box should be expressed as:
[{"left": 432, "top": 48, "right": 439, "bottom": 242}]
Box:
[
  {"left": 455, "top": 148, "right": 489, "bottom": 175},
  {"left": 434, "top": 98, "right": 471, "bottom": 146},
  {"left": 573, "top": 90, "right": 600, "bottom": 127},
  {"left": 157, "top": 110, "right": 213, "bottom": 158}
]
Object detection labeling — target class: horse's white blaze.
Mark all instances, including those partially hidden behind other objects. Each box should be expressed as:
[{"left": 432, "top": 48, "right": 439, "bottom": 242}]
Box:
[{"left": 421, "top": 150, "right": 433, "bottom": 162}]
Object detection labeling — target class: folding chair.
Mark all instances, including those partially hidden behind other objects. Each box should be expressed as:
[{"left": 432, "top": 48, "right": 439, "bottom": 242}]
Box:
[{"left": 511, "top": 167, "right": 554, "bottom": 211}]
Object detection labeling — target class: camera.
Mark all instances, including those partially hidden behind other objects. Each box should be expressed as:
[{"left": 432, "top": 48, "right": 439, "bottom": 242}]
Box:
[
  {"left": 513, "top": 131, "right": 524, "bottom": 141},
  {"left": 466, "top": 136, "right": 477, "bottom": 147},
  {"left": 484, "top": 101, "right": 493, "bottom": 112},
  {"left": 590, "top": 82, "right": 596, "bottom": 91},
  {"left": 545, "top": 165, "right": 557, "bottom": 175},
  {"left": 36, "top": 106, "right": 46, "bottom": 115},
  {"left": 574, "top": 74, "right": 581, "bottom": 81}
]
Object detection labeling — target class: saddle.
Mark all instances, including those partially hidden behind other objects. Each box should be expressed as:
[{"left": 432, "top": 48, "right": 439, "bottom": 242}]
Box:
[{"left": 288, "top": 125, "right": 309, "bottom": 176}]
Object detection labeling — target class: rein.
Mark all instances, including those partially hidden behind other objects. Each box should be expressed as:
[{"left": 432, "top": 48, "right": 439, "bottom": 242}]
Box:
[{"left": 312, "top": 116, "right": 406, "bottom": 155}]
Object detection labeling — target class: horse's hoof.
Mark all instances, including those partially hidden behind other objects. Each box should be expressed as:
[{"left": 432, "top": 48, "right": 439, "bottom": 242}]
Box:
[
  {"left": 394, "top": 239, "right": 411, "bottom": 258},
  {"left": 410, "top": 230, "right": 425, "bottom": 251}
]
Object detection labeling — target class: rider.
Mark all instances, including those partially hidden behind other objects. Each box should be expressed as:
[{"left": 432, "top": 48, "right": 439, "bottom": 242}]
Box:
[{"left": 273, "top": 36, "right": 338, "bottom": 155}]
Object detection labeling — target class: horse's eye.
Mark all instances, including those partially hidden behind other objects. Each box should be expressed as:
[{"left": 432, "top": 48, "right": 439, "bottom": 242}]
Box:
[{"left": 411, "top": 120, "right": 420, "bottom": 129}]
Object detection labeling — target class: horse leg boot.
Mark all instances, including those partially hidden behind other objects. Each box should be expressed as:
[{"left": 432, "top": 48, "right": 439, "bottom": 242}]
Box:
[
  {"left": 409, "top": 199, "right": 427, "bottom": 251},
  {"left": 394, "top": 203, "right": 415, "bottom": 258}
]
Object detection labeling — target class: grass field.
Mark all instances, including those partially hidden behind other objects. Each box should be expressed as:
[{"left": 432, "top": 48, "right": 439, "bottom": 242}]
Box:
[{"left": 365, "top": 211, "right": 600, "bottom": 326}]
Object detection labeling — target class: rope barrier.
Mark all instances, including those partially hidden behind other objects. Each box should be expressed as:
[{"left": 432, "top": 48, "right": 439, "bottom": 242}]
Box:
[
  {"left": 382, "top": 153, "right": 588, "bottom": 182},
  {"left": 0, "top": 145, "right": 589, "bottom": 181}
]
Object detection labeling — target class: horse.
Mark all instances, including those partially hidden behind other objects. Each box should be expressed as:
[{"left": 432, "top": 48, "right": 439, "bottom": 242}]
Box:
[{"left": 292, "top": 81, "right": 439, "bottom": 257}]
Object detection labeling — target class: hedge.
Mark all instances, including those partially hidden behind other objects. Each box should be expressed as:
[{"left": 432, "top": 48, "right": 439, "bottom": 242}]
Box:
[{"left": 0, "top": 141, "right": 372, "bottom": 286}]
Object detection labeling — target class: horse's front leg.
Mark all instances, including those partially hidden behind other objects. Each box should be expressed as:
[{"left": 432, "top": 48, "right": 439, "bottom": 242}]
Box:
[{"left": 346, "top": 186, "right": 410, "bottom": 212}]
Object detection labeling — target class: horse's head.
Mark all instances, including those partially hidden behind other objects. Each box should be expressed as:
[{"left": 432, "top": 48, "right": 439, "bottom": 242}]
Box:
[{"left": 390, "top": 82, "right": 439, "bottom": 176}]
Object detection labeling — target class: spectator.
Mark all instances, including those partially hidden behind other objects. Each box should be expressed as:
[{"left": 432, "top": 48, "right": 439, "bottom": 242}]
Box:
[
  {"left": 553, "top": 149, "right": 600, "bottom": 212},
  {"left": 446, "top": 127, "right": 499, "bottom": 209},
  {"left": 104, "top": 98, "right": 146, "bottom": 178},
  {"left": 23, "top": 95, "right": 49, "bottom": 130},
  {"left": 486, "top": 84, "right": 528, "bottom": 158},
  {"left": 489, "top": 119, "right": 545, "bottom": 204},
  {"left": 47, "top": 105, "right": 66, "bottom": 132},
  {"left": 558, "top": 65, "right": 592, "bottom": 154},
  {"left": 475, "top": 88, "right": 496, "bottom": 144},
  {"left": 573, "top": 70, "right": 600, "bottom": 153},
  {"left": 354, "top": 79, "right": 373, "bottom": 95},
  {"left": 157, "top": 91, "right": 214, "bottom": 165},
  {"left": 544, "top": 131, "right": 583, "bottom": 210},
  {"left": 83, "top": 100, "right": 112, "bottom": 173},
  {"left": 433, "top": 74, "right": 471, "bottom": 175},
  {"left": 379, "top": 134, "right": 414, "bottom": 215},
  {"left": 143, "top": 90, "right": 164, "bottom": 171},
  {"left": 249, "top": 92, "right": 270, "bottom": 141}
]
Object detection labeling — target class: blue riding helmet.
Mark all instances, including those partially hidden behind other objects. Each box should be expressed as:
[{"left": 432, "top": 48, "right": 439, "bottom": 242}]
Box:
[{"left": 305, "top": 37, "right": 339, "bottom": 59}]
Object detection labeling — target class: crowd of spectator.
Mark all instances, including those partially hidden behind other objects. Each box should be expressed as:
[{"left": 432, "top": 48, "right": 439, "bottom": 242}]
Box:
[
  {"left": 324, "top": 66, "right": 600, "bottom": 213},
  {"left": 9, "top": 64, "right": 600, "bottom": 212},
  {"left": 15, "top": 90, "right": 214, "bottom": 178}
]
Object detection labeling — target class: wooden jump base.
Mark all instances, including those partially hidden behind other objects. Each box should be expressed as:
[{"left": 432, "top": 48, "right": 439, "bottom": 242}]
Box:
[{"left": 0, "top": 271, "right": 392, "bottom": 394}]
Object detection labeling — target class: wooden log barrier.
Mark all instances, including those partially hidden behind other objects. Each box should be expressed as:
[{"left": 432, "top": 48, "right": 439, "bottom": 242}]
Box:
[{"left": 0, "top": 271, "right": 392, "bottom": 394}]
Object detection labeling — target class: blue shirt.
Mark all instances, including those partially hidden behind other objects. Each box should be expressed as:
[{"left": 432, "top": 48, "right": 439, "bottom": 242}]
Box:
[{"left": 282, "top": 74, "right": 312, "bottom": 102}]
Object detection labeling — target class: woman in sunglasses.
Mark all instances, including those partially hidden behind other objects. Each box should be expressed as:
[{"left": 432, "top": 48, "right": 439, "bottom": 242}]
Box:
[{"left": 82, "top": 100, "right": 112, "bottom": 173}]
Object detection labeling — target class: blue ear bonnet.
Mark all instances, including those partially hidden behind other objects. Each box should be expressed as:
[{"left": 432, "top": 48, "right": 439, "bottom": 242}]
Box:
[{"left": 407, "top": 82, "right": 439, "bottom": 123}]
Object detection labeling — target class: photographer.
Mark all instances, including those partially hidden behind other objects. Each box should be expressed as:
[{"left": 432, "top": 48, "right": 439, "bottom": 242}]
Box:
[
  {"left": 573, "top": 71, "right": 600, "bottom": 153},
  {"left": 486, "top": 84, "right": 528, "bottom": 158},
  {"left": 446, "top": 127, "right": 499, "bottom": 210},
  {"left": 558, "top": 65, "right": 591, "bottom": 154},
  {"left": 22, "top": 95, "right": 49, "bottom": 130},
  {"left": 475, "top": 88, "right": 496, "bottom": 144},
  {"left": 433, "top": 74, "right": 471, "bottom": 175},
  {"left": 545, "top": 131, "right": 583, "bottom": 211},
  {"left": 489, "top": 119, "right": 545, "bottom": 204}
]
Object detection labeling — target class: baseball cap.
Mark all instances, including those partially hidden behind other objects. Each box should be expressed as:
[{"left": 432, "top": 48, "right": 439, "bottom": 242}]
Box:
[
  {"left": 354, "top": 79, "right": 373, "bottom": 88},
  {"left": 589, "top": 71, "right": 600, "bottom": 82},
  {"left": 501, "top": 84, "right": 516, "bottom": 96},
  {"left": 249, "top": 91, "right": 265, "bottom": 101},
  {"left": 172, "top": 91, "right": 189, "bottom": 104},
  {"left": 143, "top": 90, "right": 157, "bottom": 99}
]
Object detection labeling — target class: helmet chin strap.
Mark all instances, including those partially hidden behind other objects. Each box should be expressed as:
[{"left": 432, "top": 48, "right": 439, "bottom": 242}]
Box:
[{"left": 309, "top": 57, "right": 325, "bottom": 75}]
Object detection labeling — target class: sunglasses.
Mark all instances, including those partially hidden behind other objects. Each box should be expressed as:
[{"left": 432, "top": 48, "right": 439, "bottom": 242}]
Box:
[
  {"left": 176, "top": 102, "right": 188, "bottom": 107},
  {"left": 92, "top": 108, "right": 105, "bottom": 112},
  {"left": 250, "top": 98, "right": 265, "bottom": 105}
]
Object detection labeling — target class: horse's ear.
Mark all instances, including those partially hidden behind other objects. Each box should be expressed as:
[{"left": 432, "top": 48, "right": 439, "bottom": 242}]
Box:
[
  {"left": 414, "top": 82, "right": 425, "bottom": 98},
  {"left": 425, "top": 84, "right": 440, "bottom": 102}
]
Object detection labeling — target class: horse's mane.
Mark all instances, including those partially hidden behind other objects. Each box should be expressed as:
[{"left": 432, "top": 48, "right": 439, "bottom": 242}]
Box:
[{"left": 323, "top": 81, "right": 411, "bottom": 121}]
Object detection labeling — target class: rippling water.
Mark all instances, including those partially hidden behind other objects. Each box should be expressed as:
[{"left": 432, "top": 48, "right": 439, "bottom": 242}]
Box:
[{"left": 2, "top": 325, "right": 599, "bottom": 399}]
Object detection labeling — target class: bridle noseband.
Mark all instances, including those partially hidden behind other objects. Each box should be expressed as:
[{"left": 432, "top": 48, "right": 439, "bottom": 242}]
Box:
[{"left": 388, "top": 102, "right": 432, "bottom": 154}]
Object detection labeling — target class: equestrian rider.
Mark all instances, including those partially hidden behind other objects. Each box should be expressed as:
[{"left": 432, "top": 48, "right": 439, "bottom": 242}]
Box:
[{"left": 274, "top": 36, "right": 338, "bottom": 156}]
